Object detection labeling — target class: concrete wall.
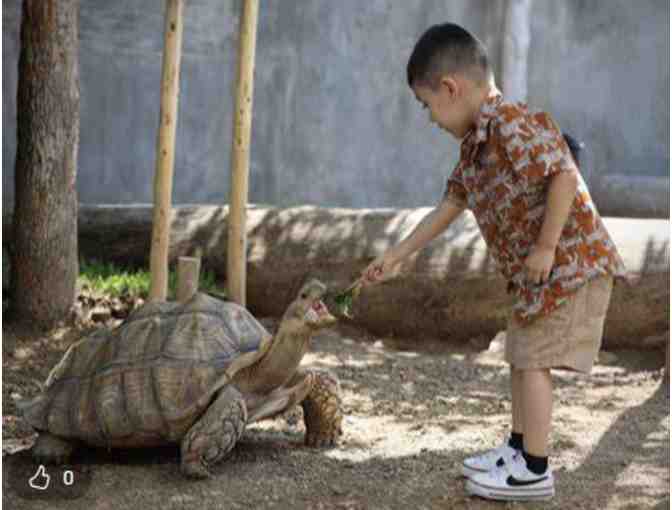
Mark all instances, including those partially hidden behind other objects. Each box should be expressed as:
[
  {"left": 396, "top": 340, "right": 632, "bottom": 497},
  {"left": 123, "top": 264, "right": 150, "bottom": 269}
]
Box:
[
  {"left": 2, "top": 1, "right": 669, "bottom": 216},
  {"left": 527, "top": 0, "right": 670, "bottom": 218}
]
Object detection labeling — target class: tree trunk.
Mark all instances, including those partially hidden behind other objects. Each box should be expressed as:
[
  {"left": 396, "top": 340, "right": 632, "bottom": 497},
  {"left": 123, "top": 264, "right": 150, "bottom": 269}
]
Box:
[{"left": 10, "top": 0, "right": 80, "bottom": 327}]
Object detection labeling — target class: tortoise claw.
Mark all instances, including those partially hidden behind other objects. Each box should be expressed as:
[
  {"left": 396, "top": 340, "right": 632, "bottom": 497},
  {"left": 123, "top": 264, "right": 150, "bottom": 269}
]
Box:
[
  {"left": 305, "top": 428, "right": 341, "bottom": 448},
  {"left": 305, "top": 437, "right": 335, "bottom": 448},
  {"left": 180, "top": 456, "right": 212, "bottom": 479}
]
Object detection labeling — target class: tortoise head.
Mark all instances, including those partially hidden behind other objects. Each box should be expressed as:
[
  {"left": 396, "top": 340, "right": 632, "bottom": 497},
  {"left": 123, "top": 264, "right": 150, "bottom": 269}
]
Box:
[{"left": 285, "top": 279, "right": 337, "bottom": 330}]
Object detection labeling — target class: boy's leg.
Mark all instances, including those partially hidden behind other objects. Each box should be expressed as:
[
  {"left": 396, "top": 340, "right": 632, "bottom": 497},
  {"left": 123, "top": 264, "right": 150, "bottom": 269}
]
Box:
[
  {"left": 461, "top": 365, "right": 523, "bottom": 478},
  {"left": 521, "top": 368, "right": 552, "bottom": 458},
  {"left": 466, "top": 367, "right": 554, "bottom": 500},
  {"left": 511, "top": 366, "right": 524, "bottom": 438}
]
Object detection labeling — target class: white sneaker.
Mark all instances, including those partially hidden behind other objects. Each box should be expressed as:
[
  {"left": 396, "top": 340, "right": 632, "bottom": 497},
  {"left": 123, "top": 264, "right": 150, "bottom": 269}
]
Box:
[
  {"left": 461, "top": 442, "right": 519, "bottom": 478},
  {"left": 466, "top": 452, "right": 555, "bottom": 501}
]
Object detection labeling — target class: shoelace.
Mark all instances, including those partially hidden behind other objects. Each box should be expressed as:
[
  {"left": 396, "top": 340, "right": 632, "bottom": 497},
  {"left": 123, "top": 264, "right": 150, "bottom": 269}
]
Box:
[
  {"left": 482, "top": 449, "right": 502, "bottom": 463},
  {"left": 504, "top": 453, "right": 530, "bottom": 480},
  {"left": 487, "top": 446, "right": 516, "bottom": 469},
  {"left": 481, "top": 444, "right": 510, "bottom": 462}
]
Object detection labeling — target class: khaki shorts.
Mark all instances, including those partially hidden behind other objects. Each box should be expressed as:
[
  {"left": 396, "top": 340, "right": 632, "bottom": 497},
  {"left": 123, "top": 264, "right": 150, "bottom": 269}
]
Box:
[{"left": 505, "top": 275, "right": 614, "bottom": 374}]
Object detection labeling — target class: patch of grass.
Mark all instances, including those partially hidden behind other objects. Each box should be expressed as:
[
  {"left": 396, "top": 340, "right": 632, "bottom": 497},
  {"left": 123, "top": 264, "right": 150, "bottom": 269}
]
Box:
[{"left": 79, "top": 260, "right": 224, "bottom": 299}]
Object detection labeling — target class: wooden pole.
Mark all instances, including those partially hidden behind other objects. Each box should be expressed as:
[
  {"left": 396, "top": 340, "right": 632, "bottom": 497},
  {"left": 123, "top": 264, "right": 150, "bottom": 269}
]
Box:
[
  {"left": 227, "top": 0, "right": 259, "bottom": 307},
  {"left": 149, "top": 0, "right": 184, "bottom": 302},
  {"left": 177, "top": 256, "right": 201, "bottom": 303}
]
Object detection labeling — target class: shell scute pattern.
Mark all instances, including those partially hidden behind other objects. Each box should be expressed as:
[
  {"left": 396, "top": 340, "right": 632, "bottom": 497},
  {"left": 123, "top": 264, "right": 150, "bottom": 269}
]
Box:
[{"left": 21, "top": 293, "right": 269, "bottom": 444}]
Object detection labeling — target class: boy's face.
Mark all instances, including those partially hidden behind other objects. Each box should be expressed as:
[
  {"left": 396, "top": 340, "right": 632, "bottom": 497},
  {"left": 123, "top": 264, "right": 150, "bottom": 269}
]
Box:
[{"left": 412, "top": 76, "right": 476, "bottom": 139}]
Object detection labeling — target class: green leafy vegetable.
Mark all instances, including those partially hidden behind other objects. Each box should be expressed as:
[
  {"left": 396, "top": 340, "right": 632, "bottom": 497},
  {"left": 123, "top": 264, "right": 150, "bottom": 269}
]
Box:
[{"left": 334, "top": 281, "right": 362, "bottom": 319}]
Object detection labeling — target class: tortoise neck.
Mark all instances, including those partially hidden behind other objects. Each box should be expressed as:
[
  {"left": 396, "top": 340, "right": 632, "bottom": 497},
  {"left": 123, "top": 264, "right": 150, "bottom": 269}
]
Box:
[{"left": 247, "top": 318, "right": 310, "bottom": 394}]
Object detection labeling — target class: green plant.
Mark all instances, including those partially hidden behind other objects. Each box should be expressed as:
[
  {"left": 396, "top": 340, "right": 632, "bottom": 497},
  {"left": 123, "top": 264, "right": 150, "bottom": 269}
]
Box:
[
  {"left": 78, "top": 260, "right": 224, "bottom": 299},
  {"left": 333, "top": 280, "right": 362, "bottom": 319}
]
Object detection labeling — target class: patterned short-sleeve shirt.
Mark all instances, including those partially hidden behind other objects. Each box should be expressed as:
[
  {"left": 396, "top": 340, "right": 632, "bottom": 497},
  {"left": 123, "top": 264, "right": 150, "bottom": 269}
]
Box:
[{"left": 443, "top": 93, "right": 626, "bottom": 324}]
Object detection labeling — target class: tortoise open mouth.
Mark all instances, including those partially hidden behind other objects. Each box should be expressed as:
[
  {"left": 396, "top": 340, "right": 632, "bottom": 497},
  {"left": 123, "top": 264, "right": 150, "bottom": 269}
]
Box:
[{"left": 304, "top": 299, "right": 330, "bottom": 322}]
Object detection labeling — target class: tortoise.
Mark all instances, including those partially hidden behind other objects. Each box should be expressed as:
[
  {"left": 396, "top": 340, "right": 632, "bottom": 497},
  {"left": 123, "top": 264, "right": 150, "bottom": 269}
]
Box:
[{"left": 19, "top": 279, "right": 342, "bottom": 478}]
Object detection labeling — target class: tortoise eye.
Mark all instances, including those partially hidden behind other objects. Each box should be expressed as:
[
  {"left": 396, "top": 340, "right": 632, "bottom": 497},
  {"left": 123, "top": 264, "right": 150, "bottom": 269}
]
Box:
[{"left": 301, "top": 293, "right": 308, "bottom": 300}]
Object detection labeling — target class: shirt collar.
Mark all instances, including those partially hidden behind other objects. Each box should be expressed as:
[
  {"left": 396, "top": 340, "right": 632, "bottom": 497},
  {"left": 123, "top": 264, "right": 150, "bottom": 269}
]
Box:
[{"left": 470, "top": 91, "right": 504, "bottom": 145}]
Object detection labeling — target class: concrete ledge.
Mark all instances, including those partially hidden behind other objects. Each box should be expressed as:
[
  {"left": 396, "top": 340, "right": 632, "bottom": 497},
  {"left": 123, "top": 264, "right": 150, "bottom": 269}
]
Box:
[
  {"left": 4, "top": 204, "right": 670, "bottom": 348},
  {"left": 592, "top": 175, "right": 670, "bottom": 219}
]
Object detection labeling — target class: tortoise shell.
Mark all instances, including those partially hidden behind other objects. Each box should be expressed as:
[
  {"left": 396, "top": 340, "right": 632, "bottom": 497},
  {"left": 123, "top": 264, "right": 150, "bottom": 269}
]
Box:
[{"left": 21, "top": 293, "right": 270, "bottom": 447}]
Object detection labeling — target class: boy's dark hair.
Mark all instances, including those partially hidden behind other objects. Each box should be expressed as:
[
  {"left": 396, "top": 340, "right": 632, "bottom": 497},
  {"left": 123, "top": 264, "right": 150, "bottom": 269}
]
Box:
[
  {"left": 407, "top": 23, "right": 492, "bottom": 89},
  {"left": 562, "top": 133, "right": 585, "bottom": 168}
]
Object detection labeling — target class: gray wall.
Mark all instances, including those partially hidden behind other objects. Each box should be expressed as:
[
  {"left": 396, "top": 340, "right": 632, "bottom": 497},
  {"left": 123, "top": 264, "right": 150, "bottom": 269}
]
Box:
[
  {"left": 3, "top": 1, "right": 669, "bottom": 215},
  {"left": 529, "top": 0, "right": 669, "bottom": 182}
]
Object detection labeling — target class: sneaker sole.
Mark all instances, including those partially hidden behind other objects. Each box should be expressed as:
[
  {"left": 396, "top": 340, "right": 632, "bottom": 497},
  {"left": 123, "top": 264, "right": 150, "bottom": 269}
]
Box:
[
  {"left": 466, "top": 479, "right": 554, "bottom": 501},
  {"left": 461, "top": 463, "right": 489, "bottom": 478}
]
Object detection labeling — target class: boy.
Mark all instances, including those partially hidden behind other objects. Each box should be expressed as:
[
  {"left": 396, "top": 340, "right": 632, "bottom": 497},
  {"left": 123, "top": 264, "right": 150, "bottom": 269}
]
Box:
[{"left": 361, "top": 23, "right": 626, "bottom": 502}]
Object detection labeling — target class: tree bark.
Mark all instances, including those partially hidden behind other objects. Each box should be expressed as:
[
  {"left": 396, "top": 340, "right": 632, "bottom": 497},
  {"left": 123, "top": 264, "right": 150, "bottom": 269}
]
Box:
[{"left": 11, "top": 0, "right": 80, "bottom": 327}]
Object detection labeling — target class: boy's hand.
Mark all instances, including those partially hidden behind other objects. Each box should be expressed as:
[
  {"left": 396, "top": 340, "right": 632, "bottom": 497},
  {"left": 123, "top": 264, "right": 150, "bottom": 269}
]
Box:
[
  {"left": 361, "top": 252, "right": 402, "bottom": 286},
  {"left": 524, "top": 244, "right": 555, "bottom": 284}
]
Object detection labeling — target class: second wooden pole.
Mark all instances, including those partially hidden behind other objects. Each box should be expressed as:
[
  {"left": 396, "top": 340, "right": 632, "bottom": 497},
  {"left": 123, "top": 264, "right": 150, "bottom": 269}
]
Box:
[{"left": 227, "top": 0, "right": 259, "bottom": 307}]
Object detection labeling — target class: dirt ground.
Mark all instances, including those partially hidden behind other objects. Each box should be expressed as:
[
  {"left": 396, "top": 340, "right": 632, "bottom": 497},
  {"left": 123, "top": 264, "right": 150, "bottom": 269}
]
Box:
[{"left": 2, "top": 313, "right": 669, "bottom": 510}]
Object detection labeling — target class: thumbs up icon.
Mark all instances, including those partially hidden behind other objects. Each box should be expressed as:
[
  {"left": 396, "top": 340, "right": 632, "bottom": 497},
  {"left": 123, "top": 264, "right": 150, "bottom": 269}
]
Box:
[{"left": 29, "top": 465, "right": 51, "bottom": 491}]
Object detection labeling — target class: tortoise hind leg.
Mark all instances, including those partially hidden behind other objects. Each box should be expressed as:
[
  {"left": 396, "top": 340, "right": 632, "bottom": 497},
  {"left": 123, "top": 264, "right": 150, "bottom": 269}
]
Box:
[
  {"left": 180, "top": 385, "right": 247, "bottom": 479},
  {"left": 32, "top": 433, "right": 78, "bottom": 465}
]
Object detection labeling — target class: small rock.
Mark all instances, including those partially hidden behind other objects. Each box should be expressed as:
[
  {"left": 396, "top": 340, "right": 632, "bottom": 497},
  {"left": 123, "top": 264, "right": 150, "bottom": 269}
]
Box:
[
  {"left": 2, "top": 435, "right": 37, "bottom": 456},
  {"left": 13, "top": 347, "right": 32, "bottom": 360}
]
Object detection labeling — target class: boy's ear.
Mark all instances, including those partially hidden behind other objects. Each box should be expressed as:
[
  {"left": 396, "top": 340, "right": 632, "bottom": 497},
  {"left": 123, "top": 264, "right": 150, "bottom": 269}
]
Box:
[{"left": 439, "top": 75, "right": 460, "bottom": 100}]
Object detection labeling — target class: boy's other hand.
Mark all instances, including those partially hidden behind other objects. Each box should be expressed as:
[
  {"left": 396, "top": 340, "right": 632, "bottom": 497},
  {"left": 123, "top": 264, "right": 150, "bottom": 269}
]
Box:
[
  {"left": 524, "top": 245, "right": 555, "bottom": 284},
  {"left": 361, "top": 252, "right": 401, "bottom": 286}
]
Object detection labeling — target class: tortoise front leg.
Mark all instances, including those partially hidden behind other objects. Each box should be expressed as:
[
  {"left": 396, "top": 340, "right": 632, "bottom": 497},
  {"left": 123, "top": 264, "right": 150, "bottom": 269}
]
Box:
[
  {"left": 299, "top": 369, "right": 342, "bottom": 447},
  {"left": 180, "top": 385, "right": 247, "bottom": 479}
]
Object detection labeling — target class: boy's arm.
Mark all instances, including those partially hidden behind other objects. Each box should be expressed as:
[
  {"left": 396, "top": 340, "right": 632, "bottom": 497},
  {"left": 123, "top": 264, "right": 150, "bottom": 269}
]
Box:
[
  {"left": 362, "top": 198, "right": 466, "bottom": 284},
  {"left": 497, "top": 110, "right": 581, "bottom": 286},
  {"left": 525, "top": 169, "right": 579, "bottom": 284}
]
